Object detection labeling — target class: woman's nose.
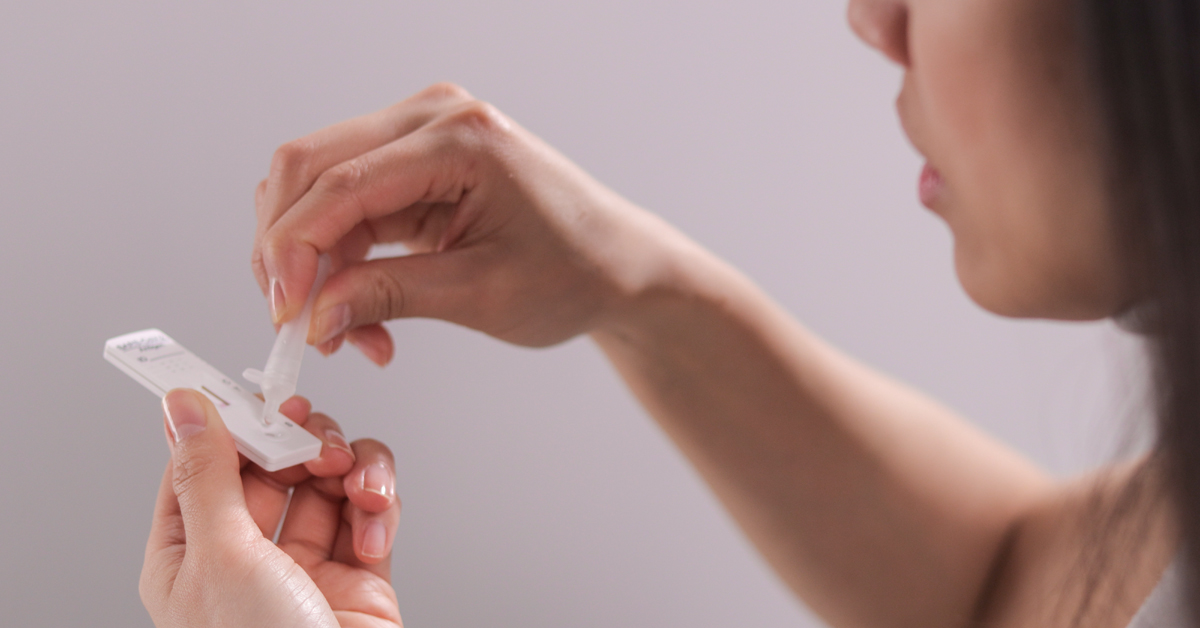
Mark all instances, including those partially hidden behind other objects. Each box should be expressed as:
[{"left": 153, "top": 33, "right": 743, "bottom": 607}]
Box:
[{"left": 848, "top": 0, "right": 911, "bottom": 67}]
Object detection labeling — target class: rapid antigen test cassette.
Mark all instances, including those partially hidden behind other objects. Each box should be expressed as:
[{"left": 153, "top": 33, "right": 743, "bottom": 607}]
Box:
[{"left": 104, "top": 328, "right": 322, "bottom": 471}]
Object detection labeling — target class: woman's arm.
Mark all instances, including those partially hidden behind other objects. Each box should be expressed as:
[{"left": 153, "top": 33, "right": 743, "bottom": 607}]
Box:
[{"left": 592, "top": 223, "right": 1053, "bottom": 628}]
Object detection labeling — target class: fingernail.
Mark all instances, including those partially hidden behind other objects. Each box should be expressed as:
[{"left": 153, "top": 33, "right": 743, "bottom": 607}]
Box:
[
  {"left": 317, "top": 334, "right": 346, "bottom": 357},
  {"left": 362, "top": 520, "right": 387, "bottom": 558},
  {"left": 163, "top": 390, "right": 207, "bottom": 443},
  {"left": 270, "top": 277, "right": 286, "bottom": 324},
  {"left": 363, "top": 462, "right": 393, "bottom": 499},
  {"left": 314, "top": 303, "right": 351, "bottom": 346},
  {"left": 317, "top": 335, "right": 346, "bottom": 357},
  {"left": 325, "top": 429, "right": 354, "bottom": 458}
]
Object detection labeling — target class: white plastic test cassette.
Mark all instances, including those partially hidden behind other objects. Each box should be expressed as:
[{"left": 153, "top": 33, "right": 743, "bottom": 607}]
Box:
[{"left": 104, "top": 328, "right": 322, "bottom": 471}]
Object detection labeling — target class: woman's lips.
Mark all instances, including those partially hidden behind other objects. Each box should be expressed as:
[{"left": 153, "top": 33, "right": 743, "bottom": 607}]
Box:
[{"left": 919, "top": 162, "right": 945, "bottom": 209}]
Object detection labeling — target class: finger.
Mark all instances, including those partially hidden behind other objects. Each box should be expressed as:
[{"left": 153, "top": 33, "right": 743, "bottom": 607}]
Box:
[
  {"left": 259, "top": 83, "right": 476, "bottom": 234},
  {"left": 279, "top": 395, "right": 312, "bottom": 424},
  {"left": 315, "top": 332, "right": 346, "bottom": 357},
  {"left": 239, "top": 395, "right": 313, "bottom": 469},
  {"left": 238, "top": 395, "right": 323, "bottom": 536},
  {"left": 262, "top": 418, "right": 361, "bottom": 557},
  {"left": 141, "top": 462, "right": 183, "bottom": 619},
  {"left": 145, "top": 461, "right": 184, "bottom": 557},
  {"left": 275, "top": 480, "right": 343, "bottom": 563},
  {"left": 279, "top": 439, "right": 399, "bottom": 571},
  {"left": 328, "top": 528, "right": 401, "bottom": 622},
  {"left": 337, "top": 489, "right": 401, "bottom": 571},
  {"left": 346, "top": 324, "right": 393, "bottom": 367},
  {"left": 252, "top": 83, "right": 476, "bottom": 296},
  {"left": 249, "top": 393, "right": 311, "bottom": 422},
  {"left": 299, "top": 412, "right": 357, "bottom": 477},
  {"left": 307, "top": 250, "right": 482, "bottom": 349},
  {"left": 260, "top": 105, "right": 507, "bottom": 324},
  {"left": 162, "top": 389, "right": 257, "bottom": 550},
  {"left": 332, "top": 438, "right": 401, "bottom": 570},
  {"left": 346, "top": 201, "right": 461, "bottom": 255},
  {"left": 324, "top": 221, "right": 378, "bottom": 270},
  {"left": 344, "top": 438, "right": 396, "bottom": 514},
  {"left": 255, "top": 178, "right": 267, "bottom": 214},
  {"left": 240, "top": 474, "right": 295, "bottom": 538}
]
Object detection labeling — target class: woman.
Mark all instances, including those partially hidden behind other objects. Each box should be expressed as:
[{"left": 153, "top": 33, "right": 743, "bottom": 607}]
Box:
[{"left": 139, "top": 0, "right": 1199, "bottom": 626}]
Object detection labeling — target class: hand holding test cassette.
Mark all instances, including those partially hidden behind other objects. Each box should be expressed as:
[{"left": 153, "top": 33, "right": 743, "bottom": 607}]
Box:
[{"left": 104, "top": 255, "right": 334, "bottom": 471}]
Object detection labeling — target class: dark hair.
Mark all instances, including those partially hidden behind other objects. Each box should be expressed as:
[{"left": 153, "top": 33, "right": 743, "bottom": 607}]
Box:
[{"left": 1081, "top": 0, "right": 1200, "bottom": 623}]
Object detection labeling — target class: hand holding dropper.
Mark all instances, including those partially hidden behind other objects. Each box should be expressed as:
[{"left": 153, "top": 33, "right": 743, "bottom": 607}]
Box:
[{"left": 244, "top": 254, "right": 333, "bottom": 430}]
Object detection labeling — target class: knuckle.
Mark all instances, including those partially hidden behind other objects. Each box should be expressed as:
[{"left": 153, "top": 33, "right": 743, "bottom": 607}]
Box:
[
  {"left": 259, "top": 230, "right": 287, "bottom": 272},
  {"left": 316, "top": 160, "right": 368, "bottom": 198},
  {"left": 254, "top": 179, "right": 269, "bottom": 217},
  {"left": 270, "top": 139, "right": 316, "bottom": 179},
  {"left": 137, "top": 567, "right": 154, "bottom": 609},
  {"left": 421, "top": 81, "right": 472, "bottom": 102},
  {"left": 311, "top": 411, "right": 340, "bottom": 430},
  {"left": 355, "top": 437, "right": 395, "bottom": 460},
  {"left": 138, "top": 563, "right": 176, "bottom": 621},
  {"left": 170, "top": 450, "right": 216, "bottom": 499},
  {"left": 367, "top": 268, "right": 407, "bottom": 322},
  {"left": 448, "top": 100, "right": 511, "bottom": 137},
  {"left": 250, "top": 249, "right": 269, "bottom": 291}
]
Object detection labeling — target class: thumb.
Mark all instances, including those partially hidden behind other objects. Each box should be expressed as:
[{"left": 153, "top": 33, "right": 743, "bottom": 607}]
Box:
[
  {"left": 163, "top": 388, "right": 253, "bottom": 549},
  {"left": 309, "top": 250, "right": 479, "bottom": 345}
]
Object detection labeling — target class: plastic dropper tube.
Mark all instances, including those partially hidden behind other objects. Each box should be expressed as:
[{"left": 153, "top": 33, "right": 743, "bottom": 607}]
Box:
[{"left": 244, "top": 254, "right": 333, "bottom": 428}]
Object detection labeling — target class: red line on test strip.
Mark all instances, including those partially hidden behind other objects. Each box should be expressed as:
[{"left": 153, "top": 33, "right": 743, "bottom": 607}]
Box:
[{"left": 200, "top": 386, "right": 230, "bottom": 407}]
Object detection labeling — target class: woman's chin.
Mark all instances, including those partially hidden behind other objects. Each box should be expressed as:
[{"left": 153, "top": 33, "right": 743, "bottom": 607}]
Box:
[{"left": 954, "top": 255, "right": 1120, "bottom": 322}]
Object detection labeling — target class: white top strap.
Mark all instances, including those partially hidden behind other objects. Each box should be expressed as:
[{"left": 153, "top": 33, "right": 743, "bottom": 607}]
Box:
[{"left": 1128, "top": 555, "right": 1189, "bottom": 628}]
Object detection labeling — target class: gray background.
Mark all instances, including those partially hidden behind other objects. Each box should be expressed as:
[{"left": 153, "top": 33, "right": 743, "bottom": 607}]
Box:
[{"left": 0, "top": 1, "right": 1148, "bottom": 626}]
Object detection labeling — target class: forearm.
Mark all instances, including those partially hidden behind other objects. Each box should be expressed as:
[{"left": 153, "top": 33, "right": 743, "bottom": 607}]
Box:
[{"left": 590, "top": 223, "right": 1053, "bottom": 628}]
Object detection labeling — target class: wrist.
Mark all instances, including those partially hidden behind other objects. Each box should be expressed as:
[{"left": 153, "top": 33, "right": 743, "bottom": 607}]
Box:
[{"left": 590, "top": 204, "right": 748, "bottom": 348}]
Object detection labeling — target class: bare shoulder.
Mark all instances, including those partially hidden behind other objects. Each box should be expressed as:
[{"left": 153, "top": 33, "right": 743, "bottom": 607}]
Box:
[{"left": 972, "top": 456, "right": 1178, "bottom": 628}]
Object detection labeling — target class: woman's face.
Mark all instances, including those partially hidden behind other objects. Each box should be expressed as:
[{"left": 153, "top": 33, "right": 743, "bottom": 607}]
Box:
[{"left": 848, "top": 0, "right": 1131, "bottom": 320}]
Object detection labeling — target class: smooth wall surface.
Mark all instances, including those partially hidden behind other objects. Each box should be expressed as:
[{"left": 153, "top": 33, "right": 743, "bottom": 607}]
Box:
[{"left": 0, "top": 1, "right": 1148, "bottom": 626}]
